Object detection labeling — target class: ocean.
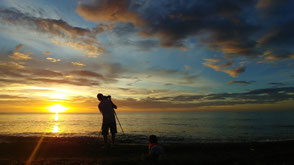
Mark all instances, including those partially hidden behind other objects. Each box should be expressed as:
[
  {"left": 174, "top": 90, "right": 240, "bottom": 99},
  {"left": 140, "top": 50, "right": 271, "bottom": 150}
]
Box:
[{"left": 1, "top": 112, "right": 294, "bottom": 143}]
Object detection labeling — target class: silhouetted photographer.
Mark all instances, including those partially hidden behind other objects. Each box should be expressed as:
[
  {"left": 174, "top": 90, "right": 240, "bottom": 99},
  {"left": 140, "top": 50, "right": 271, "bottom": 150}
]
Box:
[{"left": 97, "top": 93, "right": 117, "bottom": 145}]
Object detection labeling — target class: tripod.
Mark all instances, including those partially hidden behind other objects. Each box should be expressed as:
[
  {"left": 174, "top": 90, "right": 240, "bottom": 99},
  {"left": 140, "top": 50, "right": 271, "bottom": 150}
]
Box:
[{"left": 114, "top": 111, "right": 125, "bottom": 135}]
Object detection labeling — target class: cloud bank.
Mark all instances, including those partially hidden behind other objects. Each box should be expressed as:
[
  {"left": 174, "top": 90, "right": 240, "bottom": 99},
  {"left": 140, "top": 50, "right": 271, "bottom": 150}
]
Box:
[{"left": 76, "top": 0, "right": 294, "bottom": 60}]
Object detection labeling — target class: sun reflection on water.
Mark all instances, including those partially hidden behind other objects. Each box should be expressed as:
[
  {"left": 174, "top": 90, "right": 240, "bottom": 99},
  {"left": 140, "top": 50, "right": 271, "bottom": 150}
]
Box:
[
  {"left": 55, "top": 113, "right": 59, "bottom": 121},
  {"left": 52, "top": 123, "right": 59, "bottom": 133},
  {"left": 52, "top": 113, "right": 60, "bottom": 133}
]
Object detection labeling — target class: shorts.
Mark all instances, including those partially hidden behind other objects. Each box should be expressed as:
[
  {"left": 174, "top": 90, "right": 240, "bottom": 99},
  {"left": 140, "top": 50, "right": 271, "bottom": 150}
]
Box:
[{"left": 101, "top": 122, "right": 117, "bottom": 135}]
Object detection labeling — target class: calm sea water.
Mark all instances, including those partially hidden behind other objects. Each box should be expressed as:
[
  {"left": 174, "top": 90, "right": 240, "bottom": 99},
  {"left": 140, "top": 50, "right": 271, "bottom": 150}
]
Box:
[{"left": 1, "top": 112, "right": 294, "bottom": 142}]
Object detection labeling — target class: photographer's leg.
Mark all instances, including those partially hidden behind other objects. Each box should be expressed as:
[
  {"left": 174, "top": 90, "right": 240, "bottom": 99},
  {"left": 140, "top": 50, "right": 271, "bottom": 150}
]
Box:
[
  {"left": 102, "top": 123, "right": 108, "bottom": 144},
  {"left": 103, "top": 135, "right": 108, "bottom": 144},
  {"left": 110, "top": 122, "right": 117, "bottom": 145},
  {"left": 111, "top": 133, "right": 115, "bottom": 144}
]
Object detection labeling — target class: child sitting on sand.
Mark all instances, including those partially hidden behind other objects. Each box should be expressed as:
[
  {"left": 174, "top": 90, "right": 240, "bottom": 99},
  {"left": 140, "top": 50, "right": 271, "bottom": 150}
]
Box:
[{"left": 148, "top": 135, "right": 164, "bottom": 161}]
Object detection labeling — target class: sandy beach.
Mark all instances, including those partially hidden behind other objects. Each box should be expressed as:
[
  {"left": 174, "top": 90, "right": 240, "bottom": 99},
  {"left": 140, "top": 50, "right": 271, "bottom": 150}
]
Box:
[{"left": 0, "top": 136, "right": 294, "bottom": 165}]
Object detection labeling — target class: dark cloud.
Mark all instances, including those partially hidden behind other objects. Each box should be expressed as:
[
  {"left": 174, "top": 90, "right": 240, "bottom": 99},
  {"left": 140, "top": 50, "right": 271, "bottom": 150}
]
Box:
[
  {"left": 147, "top": 67, "right": 199, "bottom": 84},
  {"left": 88, "top": 0, "right": 258, "bottom": 53},
  {"left": 0, "top": 8, "right": 104, "bottom": 56},
  {"left": 0, "top": 60, "right": 123, "bottom": 87},
  {"left": 0, "top": 78, "right": 29, "bottom": 86},
  {"left": 110, "top": 23, "right": 159, "bottom": 50},
  {"left": 228, "top": 80, "right": 255, "bottom": 85},
  {"left": 69, "top": 70, "right": 104, "bottom": 79},
  {"left": 122, "top": 39, "right": 159, "bottom": 51},
  {"left": 126, "top": 78, "right": 141, "bottom": 86},
  {"left": 108, "top": 86, "right": 294, "bottom": 111},
  {"left": 33, "top": 69, "right": 63, "bottom": 77},
  {"left": 0, "top": 70, "right": 27, "bottom": 78},
  {"left": 29, "top": 78, "right": 100, "bottom": 86},
  {"left": 269, "top": 82, "right": 286, "bottom": 86},
  {"left": 92, "top": 24, "right": 113, "bottom": 34},
  {"left": 148, "top": 67, "right": 178, "bottom": 75},
  {"left": 0, "top": 8, "right": 92, "bottom": 38},
  {"left": 258, "top": 20, "right": 294, "bottom": 59},
  {"left": 76, "top": 0, "right": 294, "bottom": 61},
  {"left": 246, "top": 87, "right": 294, "bottom": 95},
  {"left": 112, "top": 23, "right": 137, "bottom": 36},
  {"left": 94, "top": 63, "right": 127, "bottom": 83},
  {"left": 259, "top": 21, "right": 294, "bottom": 47},
  {"left": 0, "top": 95, "right": 27, "bottom": 99},
  {"left": 154, "top": 95, "right": 206, "bottom": 102},
  {"left": 1, "top": 69, "right": 103, "bottom": 86},
  {"left": 122, "top": 87, "right": 294, "bottom": 109},
  {"left": 256, "top": 0, "right": 292, "bottom": 17},
  {"left": 0, "top": 67, "right": 63, "bottom": 79},
  {"left": 0, "top": 75, "right": 101, "bottom": 87},
  {"left": 117, "top": 87, "right": 168, "bottom": 95}
]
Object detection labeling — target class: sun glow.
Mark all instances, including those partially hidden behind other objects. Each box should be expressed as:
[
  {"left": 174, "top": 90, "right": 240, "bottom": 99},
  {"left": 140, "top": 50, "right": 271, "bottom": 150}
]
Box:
[
  {"left": 49, "top": 93, "right": 66, "bottom": 99},
  {"left": 48, "top": 104, "right": 68, "bottom": 113}
]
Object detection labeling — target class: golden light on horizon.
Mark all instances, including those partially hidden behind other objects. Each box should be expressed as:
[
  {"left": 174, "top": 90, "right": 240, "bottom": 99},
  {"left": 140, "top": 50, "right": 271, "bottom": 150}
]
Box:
[
  {"left": 48, "top": 104, "right": 68, "bottom": 113},
  {"left": 49, "top": 93, "right": 66, "bottom": 100}
]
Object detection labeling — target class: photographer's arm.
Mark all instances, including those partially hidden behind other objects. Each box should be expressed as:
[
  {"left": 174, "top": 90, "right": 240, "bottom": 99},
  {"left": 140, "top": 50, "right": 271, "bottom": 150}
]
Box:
[
  {"left": 110, "top": 99, "right": 117, "bottom": 109},
  {"left": 108, "top": 96, "right": 117, "bottom": 109},
  {"left": 111, "top": 100, "right": 117, "bottom": 109}
]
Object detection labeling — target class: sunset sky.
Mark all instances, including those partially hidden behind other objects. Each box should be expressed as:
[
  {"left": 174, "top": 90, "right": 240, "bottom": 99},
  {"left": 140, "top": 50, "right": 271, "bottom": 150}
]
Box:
[{"left": 0, "top": 0, "right": 294, "bottom": 113}]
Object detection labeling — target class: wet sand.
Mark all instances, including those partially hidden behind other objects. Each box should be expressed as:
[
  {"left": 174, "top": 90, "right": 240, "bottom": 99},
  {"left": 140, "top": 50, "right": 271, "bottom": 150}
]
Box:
[{"left": 0, "top": 136, "right": 294, "bottom": 165}]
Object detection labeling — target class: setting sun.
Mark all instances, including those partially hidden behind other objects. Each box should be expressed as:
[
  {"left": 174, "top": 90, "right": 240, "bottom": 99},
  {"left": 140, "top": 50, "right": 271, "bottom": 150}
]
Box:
[{"left": 48, "top": 104, "right": 68, "bottom": 113}]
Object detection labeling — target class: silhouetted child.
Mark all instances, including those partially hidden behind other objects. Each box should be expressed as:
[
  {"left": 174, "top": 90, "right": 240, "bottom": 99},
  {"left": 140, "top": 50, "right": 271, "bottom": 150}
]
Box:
[{"left": 148, "top": 135, "right": 164, "bottom": 161}]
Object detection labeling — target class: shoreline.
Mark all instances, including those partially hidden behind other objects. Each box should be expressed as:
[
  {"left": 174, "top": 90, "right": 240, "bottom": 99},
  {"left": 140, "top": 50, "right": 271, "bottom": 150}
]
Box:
[
  {"left": 1, "top": 136, "right": 294, "bottom": 164},
  {"left": 1, "top": 134, "right": 294, "bottom": 144}
]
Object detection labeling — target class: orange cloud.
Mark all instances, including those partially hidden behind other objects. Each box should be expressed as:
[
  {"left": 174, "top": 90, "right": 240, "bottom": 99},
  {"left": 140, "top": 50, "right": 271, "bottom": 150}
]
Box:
[
  {"left": 203, "top": 63, "right": 222, "bottom": 71},
  {"left": 204, "top": 58, "right": 222, "bottom": 63},
  {"left": 53, "top": 40, "right": 104, "bottom": 57},
  {"left": 9, "top": 44, "right": 32, "bottom": 60},
  {"left": 43, "top": 51, "right": 51, "bottom": 55},
  {"left": 76, "top": 0, "right": 146, "bottom": 26},
  {"left": 223, "top": 66, "right": 246, "bottom": 78},
  {"left": 15, "top": 44, "right": 24, "bottom": 51},
  {"left": 34, "top": 19, "right": 93, "bottom": 39},
  {"left": 9, "top": 52, "right": 32, "bottom": 60},
  {"left": 0, "top": 61, "right": 25, "bottom": 69},
  {"left": 72, "top": 62, "right": 85, "bottom": 67},
  {"left": 184, "top": 65, "right": 190, "bottom": 70},
  {"left": 203, "top": 58, "right": 246, "bottom": 77},
  {"left": 46, "top": 57, "right": 61, "bottom": 62},
  {"left": 264, "top": 55, "right": 280, "bottom": 62},
  {"left": 259, "top": 50, "right": 282, "bottom": 62}
]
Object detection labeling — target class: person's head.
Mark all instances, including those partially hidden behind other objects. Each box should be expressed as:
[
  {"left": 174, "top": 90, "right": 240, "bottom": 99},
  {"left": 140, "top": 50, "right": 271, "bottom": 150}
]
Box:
[
  {"left": 148, "top": 135, "right": 158, "bottom": 144},
  {"left": 97, "top": 93, "right": 103, "bottom": 101}
]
